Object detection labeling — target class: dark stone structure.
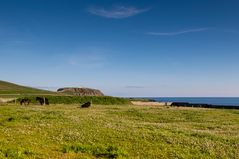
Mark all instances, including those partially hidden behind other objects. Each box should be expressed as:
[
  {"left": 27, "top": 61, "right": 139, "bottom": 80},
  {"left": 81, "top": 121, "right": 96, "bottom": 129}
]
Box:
[{"left": 170, "top": 102, "right": 239, "bottom": 109}]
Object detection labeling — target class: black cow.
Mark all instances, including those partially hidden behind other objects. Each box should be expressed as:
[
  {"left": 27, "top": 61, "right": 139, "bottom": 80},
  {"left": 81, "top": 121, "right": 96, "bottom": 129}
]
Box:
[
  {"left": 36, "top": 97, "right": 49, "bottom": 105},
  {"left": 81, "top": 102, "right": 91, "bottom": 108},
  {"left": 20, "top": 98, "right": 31, "bottom": 106}
]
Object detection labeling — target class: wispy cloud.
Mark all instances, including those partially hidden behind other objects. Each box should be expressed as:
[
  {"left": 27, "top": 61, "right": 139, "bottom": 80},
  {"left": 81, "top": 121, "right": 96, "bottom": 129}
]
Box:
[
  {"left": 68, "top": 53, "right": 105, "bottom": 69},
  {"left": 125, "top": 86, "right": 145, "bottom": 89},
  {"left": 224, "top": 29, "right": 239, "bottom": 34},
  {"left": 36, "top": 86, "right": 59, "bottom": 91},
  {"left": 147, "top": 28, "right": 209, "bottom": 36},
  {"left": 67, "top": 48, "right": 109, "bottom": 69},
  {"left": 87, "top": 6, "right": 149, "bottom": 19}
]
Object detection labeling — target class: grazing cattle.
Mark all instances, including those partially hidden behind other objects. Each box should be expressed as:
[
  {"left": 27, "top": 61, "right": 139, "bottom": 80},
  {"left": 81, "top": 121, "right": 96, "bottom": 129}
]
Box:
[
  {"left": 20, "top": 98, "right": 31, "bottom": 106},
  {"left": 36, "top": 97, "right": 49, "bottom": 105},
  {"left": 81, "top": 102, "right": 91, "bottom": 108},
  {"left": 45, "top": 98, "right": 49, "bottom": 105},
  {"left": 36, "top": 97, "right": 43, "bottom": 105}
]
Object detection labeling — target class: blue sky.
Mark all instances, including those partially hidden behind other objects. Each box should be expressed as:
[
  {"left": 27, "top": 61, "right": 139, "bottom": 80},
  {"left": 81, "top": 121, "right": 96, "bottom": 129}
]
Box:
[{"left": 1, "top": 0, "right": 239, "bottom": 97}]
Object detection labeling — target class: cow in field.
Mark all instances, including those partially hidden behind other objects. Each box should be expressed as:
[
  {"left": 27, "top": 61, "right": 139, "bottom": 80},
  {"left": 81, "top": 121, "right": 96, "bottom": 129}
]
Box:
[
  {"left": 20, "top": 98, "right": 31, "bottom": 106},
  {"left": 81, "top": 102, "right": 91, "bottom": 108},
  {"left": 36, "top": 97, "right": 49, "bottom": 105}
]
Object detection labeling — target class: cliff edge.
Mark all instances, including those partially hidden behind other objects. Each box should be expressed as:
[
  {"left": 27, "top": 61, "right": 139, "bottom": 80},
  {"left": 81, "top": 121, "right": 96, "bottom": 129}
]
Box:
[{"left": 57, "top": 87, "right": 104, "bottom": 96}]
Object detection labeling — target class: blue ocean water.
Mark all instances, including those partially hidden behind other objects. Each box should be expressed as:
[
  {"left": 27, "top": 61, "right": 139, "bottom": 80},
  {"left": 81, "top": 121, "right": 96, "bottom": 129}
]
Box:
[{"left": 147, "top": 97, "right": 239, "bottom": 106}]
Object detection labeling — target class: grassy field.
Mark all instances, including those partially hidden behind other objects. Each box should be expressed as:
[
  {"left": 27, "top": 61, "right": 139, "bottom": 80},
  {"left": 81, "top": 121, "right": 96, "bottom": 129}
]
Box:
[
  {"left": 0, "top": 104, "right": 238, "bottom": 159},
  {"left": 16, "top": 96, "right": 131, "bottom": 105}
]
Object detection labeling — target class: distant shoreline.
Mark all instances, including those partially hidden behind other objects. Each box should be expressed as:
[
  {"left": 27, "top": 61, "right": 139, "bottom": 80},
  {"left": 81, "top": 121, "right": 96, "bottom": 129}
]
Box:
[
  {"left": 130, "top": 98, "right": 239, "bottom": 109},
  {"left": 129, "top": 97, "right": 239, "bottom": 107}
]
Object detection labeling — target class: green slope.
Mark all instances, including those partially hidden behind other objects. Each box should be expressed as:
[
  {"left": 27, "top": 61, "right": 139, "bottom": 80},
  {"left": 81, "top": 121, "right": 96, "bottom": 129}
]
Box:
[
  {"left": 0, "top": 80, "right": 56, "bottom": 96},
  {"left": 0, "top": 80, "right": 130, "bottom": 105}
]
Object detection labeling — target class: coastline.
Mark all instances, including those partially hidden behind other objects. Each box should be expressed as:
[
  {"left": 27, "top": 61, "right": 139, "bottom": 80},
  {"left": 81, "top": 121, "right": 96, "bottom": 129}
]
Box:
[{"left": 131, "top": 100, "right": 239, "bottom": 109}]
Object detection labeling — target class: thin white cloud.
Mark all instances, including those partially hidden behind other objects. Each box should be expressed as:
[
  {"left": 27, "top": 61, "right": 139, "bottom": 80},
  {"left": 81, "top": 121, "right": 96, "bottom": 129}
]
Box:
[
  {"left": 88, "top": 6, "right": 149, "bottom": 19},
  {"left": 147, "top": 28, "right": 209, "bottom": 36},
  {"left": 68, "top": 53, "right": 106, "bottom": 69},
  {"left": 125, "top": 86, "right": 145, "bottom": 89},
  {"left": 36, "top": 86, "right": 59, "bottom": 91},
  {"left": 67, "top": 48, "right": 110, "bottom": 69},
  {"left": 224, "top": 29, "right": 239, "bottom": 34}
]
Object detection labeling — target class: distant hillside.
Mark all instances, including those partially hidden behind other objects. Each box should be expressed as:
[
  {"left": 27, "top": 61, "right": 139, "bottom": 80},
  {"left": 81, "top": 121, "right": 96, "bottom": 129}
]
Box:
[
  {"left": 57, "top": 87, "right": 104, "bottom": 96},
  {"left": 0, "top": 81, "right": 131, "bottom": 105},
  {"left": 0, "top": 80, "right": 56, "bottom": 96}
]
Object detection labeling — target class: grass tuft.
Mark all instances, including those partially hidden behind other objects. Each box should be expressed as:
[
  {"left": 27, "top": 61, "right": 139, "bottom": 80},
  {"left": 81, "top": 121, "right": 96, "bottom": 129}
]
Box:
[{"left": 62, "top": 144, "right": 128, "bottom": 158}]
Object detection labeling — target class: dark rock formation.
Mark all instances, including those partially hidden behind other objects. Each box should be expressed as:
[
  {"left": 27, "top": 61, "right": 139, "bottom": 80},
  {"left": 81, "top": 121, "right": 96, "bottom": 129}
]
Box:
[
  {"left": 57, "top": 87, "right": 104, "bottom": 96},
  {"left": 170, "top": 102, "right": 239, "bottom": 109}
]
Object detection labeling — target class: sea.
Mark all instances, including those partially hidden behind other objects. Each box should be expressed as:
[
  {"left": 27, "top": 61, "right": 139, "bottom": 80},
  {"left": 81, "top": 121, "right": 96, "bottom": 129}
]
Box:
[{"left": 144, "top": 97, "right": 239, "bottom": 107}]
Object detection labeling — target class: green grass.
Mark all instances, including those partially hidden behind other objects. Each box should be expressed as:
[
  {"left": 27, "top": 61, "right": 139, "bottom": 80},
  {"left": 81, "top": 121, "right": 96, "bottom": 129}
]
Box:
[
  {"left": 0, "top": 80, "right": 130, "bottom": 105},
  {"left": 0, "top": 104, "right": 238, "bottom": 158},
  {"left": 16, "top": 96, "right": 131, "bottom": 105},
  {"left": 0, "top": 80, "right": 57, "bottom": 97}
]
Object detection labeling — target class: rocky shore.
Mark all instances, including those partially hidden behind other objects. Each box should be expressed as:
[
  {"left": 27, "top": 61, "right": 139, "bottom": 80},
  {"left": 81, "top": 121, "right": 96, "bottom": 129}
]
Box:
[
  {"left": 132, "top": 101, "right": 239, "bottom": 109},
  {"left": 170, "top": 102, "right": 239, "bottom": 109}
]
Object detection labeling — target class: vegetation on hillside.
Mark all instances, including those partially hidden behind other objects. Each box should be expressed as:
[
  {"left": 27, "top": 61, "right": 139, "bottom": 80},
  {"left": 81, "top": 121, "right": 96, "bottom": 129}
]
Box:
[
  {"left": 0, "top": 80, "right": 56, "bottom": 97},
  {"left": 0, "top": 80, "right": 130, "bottom": 105},
  {"left": 57, "top": 87, "right": 104, "bottom": 96},
  {"left": 0, "top": 104, "right": 238, "bottom": 158}
]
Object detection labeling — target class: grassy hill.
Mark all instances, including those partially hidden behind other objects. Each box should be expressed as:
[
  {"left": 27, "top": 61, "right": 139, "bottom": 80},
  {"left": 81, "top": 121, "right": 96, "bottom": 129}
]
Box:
[
  {"left": 0, "top": 80, "right": 131, "bottom": 105},
  {"left": 0, "top": 80, "right": 56, "bottom": 97}
]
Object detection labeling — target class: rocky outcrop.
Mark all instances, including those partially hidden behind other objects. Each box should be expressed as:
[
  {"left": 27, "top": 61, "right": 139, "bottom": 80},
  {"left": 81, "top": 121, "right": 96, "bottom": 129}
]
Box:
[{"left": 57, "top": 87, "right": 104, "bottom": 96}]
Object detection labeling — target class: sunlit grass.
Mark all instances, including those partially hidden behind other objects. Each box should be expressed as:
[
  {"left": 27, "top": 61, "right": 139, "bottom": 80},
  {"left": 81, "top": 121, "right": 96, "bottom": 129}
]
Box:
[{"left": 0, "top": 104, "right": 238, "bottom": 158}]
